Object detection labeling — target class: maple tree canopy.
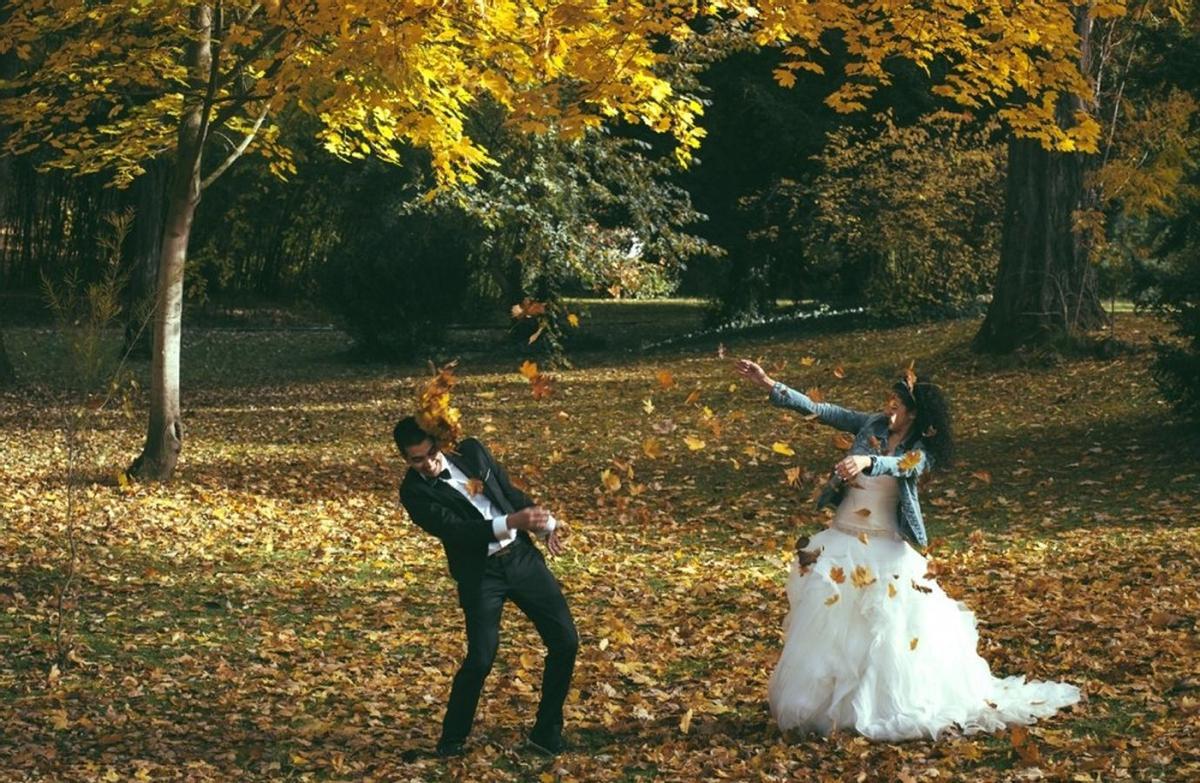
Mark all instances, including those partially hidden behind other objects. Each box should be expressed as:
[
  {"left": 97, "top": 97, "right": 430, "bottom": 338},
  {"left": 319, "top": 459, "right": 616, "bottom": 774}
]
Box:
[{"left": 1, "top": 0, "right": 1124, "bottom": 189}]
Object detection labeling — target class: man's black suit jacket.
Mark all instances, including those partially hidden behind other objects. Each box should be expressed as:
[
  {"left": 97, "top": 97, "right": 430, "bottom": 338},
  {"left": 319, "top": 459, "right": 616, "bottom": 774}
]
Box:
[{"left": 399, "top": 437, "right": 541, "bottom": 605}]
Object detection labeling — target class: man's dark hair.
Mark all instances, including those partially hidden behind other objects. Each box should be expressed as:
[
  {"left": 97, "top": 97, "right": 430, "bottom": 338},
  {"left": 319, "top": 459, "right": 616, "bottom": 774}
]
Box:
[{"left": 393, "top": 416, "right": 435, "bottom": 453}]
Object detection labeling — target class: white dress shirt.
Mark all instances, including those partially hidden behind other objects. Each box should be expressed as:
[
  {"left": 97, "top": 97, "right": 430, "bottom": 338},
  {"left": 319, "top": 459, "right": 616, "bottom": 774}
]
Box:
[{"left": 438, "top": 454, "right": 556, "bottom": 556}]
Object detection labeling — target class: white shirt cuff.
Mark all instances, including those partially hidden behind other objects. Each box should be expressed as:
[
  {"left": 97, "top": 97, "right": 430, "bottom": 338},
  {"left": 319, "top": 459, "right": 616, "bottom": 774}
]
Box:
[{"left": 491, "top": 515, "right": 510, "bottom": 540}]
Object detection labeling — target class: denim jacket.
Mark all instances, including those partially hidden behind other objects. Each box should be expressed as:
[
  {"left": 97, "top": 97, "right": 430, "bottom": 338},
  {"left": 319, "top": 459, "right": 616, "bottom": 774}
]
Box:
[{"left": 770, "top": 382, "right": 931, "bottom": 548}]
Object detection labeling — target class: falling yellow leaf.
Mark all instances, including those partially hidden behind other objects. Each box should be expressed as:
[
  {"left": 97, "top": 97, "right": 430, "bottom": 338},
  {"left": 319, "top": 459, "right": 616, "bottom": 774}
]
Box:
[
  {"left": 887, "top": 582, "right": 897, "bottom": 598},
  {"left": 600, "top": 469, "right": 621, "bottom": 493},
  {"left": 115, "top": 470, "right": 129, "bottom": 489},
  {"left": 898, "top": 450, "right": 923, "bottom": 472},
  {"left": 519, "top": 360, "right": 539, "bottom": 380},
  {"left": 642, "top": 397, "right": 655, "bottom": 414},
  {"left": 800, "top": 356, "right": 816, "bottom": 367},
  {"left": 824, "top": 594, "right": 840, "bottom": 606},
  {"left": 567, "top": 313, "right": 580, "bottom": 328},
  {"left": 857, "top": 531, "right": 870, "bottom": 545},
  {"left": 910, "top": 637, "right": 919, "bottom": 650},
  {"left": 683, "top": 435, "right": 706, "bottom": 451},
  {"left": 771, "top": 441, "right": 795, "bottom": 457},
  {"left": 851, "top": 565, "right": 876, "bottom": 588}
]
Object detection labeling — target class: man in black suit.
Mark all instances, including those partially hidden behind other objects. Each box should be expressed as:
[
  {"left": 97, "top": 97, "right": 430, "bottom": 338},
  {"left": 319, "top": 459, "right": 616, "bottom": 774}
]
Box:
[{"left": 394, "top": 416, "right": 578, "bottom": 758}]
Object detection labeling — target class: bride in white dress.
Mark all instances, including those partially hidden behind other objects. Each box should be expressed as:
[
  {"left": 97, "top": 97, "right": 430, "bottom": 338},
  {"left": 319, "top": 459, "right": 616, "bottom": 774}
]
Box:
[{"left": 735, "top": 359, "right": 1080, "bottom": 741}]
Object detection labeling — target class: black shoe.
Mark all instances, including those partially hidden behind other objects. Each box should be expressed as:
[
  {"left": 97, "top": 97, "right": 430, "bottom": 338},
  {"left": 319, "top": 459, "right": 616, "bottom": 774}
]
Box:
[
  {"left": 435, "top": 741, "right": 466, "bottom": 758},
  {"left": 526, "top": 732, "right": 564, "bottom": 757}
]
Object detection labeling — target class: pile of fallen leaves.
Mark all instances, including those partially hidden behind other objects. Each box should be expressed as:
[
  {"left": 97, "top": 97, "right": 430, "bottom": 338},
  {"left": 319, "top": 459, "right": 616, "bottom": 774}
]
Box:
[{"left": 1, "top": 313, "right": 1198, "bottom": 782}]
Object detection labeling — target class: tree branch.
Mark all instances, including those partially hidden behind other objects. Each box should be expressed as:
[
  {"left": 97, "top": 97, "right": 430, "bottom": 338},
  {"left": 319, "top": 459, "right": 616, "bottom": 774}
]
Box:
[{"left": 201, "top": 101, "right": 269, "bottom": 190}]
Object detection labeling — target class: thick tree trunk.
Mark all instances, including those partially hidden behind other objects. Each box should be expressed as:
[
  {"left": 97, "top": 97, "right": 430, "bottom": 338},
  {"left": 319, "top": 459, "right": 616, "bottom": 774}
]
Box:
[
  {"left": 130, "top": 5, "right": 212, "bottom": 481},
  {"left": 973, "top": 7, "right": 1107, "bottom": 353},
  {"left": 0, "top": 330, "right": 15, "bottom": 386},
  {"left": 122, "top": 158, "right": 169, "bottom": 359},
  {"left": 971, "top": 139, "right": 1107, "bottom": 352}
]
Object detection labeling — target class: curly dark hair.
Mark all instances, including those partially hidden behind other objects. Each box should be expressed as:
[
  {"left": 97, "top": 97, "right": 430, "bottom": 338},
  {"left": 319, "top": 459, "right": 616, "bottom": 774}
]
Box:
[{"left": 897, "top": 379, "right": 955, "bottom": 470}]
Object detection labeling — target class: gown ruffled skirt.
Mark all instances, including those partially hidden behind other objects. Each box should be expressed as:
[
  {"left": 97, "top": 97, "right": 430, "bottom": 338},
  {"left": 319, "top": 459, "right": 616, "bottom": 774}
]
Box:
[{"left": 768, "top": 475, "right": 1080, "bottom": 741}]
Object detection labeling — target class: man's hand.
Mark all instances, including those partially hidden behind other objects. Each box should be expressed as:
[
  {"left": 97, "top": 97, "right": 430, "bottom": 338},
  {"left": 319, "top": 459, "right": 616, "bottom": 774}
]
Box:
[
  {"left": 545, "top": 527, "right": 566, "bottom": 557},
  {"left": 733, "top": 359, "right": 775, "bottom": 390},
  {"left": 508, "top": 506, "right": 550, "bottom": 533}
]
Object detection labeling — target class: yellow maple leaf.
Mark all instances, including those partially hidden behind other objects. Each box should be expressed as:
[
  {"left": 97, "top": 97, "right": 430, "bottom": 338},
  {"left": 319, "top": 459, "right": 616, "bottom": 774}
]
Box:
[
  {"left": 567, "top": 313, "right": 580, "bottom": 328},
  {"left": 683, "top": 435, "right": 705, "bottom": 451},
  {"left": 519, "top": 360, "right": 539, "bottom": 380},
  {"left": 851, "top": 565, "right": 876, "bottom": 588},
  {"left": 898, "top": 450, "right": 924, "bottom": 472},
  {"left": 600, "top": 469, "right": 621, "bottom": 493},
  {"left": 771, "top": 441, "right": 795, "bottom": 457},
  {"left": 642, "top": 397, "right": 655, "bottom": 414}
]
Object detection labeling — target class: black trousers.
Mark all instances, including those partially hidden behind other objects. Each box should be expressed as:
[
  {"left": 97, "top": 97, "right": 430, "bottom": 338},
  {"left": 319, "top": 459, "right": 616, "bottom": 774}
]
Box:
[{"left": 441, "top": 538, "right": 578, "bottom": 745}]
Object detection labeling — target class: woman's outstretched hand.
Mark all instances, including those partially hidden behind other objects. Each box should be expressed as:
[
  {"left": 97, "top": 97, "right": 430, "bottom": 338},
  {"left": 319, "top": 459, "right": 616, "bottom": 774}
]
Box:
[{"left": 734, "top": 359, "right": 775, "bottom": 389}]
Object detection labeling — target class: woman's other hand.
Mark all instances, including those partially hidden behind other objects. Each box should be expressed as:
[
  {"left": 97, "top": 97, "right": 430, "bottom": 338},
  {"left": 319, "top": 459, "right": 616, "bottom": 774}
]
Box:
[{"left": 835, "top": 455, "right": 872, "bottom": 481}]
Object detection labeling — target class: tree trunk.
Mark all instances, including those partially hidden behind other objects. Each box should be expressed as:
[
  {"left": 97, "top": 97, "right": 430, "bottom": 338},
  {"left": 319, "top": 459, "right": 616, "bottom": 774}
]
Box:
[
  {"left": 971, "top": 139, "right": 1107, "bottom": 352},
  {"left": 0, "top": 330, "right": 15, "bottom": 386},
  {"left": 130, "top": 4, "right": 213, "bottom": 481},
  {"left": 973, "top": 7, "right": 1107, "bottom": 353},
  {"left": 122, "top": 158, "right": 169, "bottom": 359}
]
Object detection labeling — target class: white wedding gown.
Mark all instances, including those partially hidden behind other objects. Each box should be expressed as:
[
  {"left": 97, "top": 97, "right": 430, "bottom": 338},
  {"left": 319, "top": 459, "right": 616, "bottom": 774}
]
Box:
[{"left": 768, "top": 474, "right": 1080, "bottom": 741}]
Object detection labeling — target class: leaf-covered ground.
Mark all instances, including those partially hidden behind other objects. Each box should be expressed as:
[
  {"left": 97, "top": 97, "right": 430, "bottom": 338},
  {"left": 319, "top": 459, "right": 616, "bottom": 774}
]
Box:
[{"left": 2, "top": 314, "right": 1198, "bottom": 782}]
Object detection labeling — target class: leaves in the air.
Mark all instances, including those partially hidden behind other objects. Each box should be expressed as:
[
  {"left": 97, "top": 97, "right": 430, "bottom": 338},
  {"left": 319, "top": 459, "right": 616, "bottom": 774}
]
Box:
[
  {"left": 898, "top": 450, "right": 923, "bottom": 472},
  {"left": 519, "top": 360, "right": 555, "bottom": 399},
  {"left": 683, "top": 435, "right": 706, "bottom": 451},
  {"left": 567, "top": 313, "right": 580, "bottom": 328},
  {"left": 829, "top": 566, "right": 846, "bottom": 584},
  {"left": 851, "top": 565, "right": 876, "bottom": 588},
  {"left": 910, "top": 637, "right": 919, "bottom": 651},
  {"left": 416, "top": 360, "right": 462, "bottom": 446},
  {"left": 600, "top": 469, "right": 621, "bottom": 493},
  {"left": 511, "top": 298, "right": 547, "bottom": 319},
  {"left": 887, "top": 581, "right": 898, "bottom": 598},
  {"left": 642, "top": 397, "right": 655, "bottom": 414},
  {"left": 772, "top": 441, "right": 795, "bottom": 457},
  {"left": 800, "top": 355, "right": 817, "bottom": 367},
  {"left": 824, "top": 594, "right": 840, "bottom": 606},
  {"left": 656, "top": 369, "right": 676, "bottom": 390}
]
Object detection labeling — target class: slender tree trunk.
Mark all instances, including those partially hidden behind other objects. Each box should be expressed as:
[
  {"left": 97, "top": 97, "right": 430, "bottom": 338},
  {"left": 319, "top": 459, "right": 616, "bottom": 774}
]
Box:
[
  {"left": 122, "top": 158, "right": 168, "bottom": 358},
  {"left": 0, "top": 330, "right": 15, "bottom": 386},
  {"left": 973, "top": 7, "right": 1107, "bottom": 353},
  {"left": 130, "top": 4, "right": 213, "bottom": 481}
]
